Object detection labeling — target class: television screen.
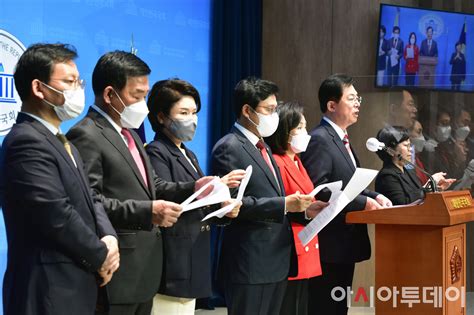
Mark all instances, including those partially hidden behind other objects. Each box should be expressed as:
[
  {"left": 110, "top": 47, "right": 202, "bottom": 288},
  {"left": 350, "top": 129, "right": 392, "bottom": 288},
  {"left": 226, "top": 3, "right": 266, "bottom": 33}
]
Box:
[{"left": 376, "top": 4, "right": 474, "bottom": 92}]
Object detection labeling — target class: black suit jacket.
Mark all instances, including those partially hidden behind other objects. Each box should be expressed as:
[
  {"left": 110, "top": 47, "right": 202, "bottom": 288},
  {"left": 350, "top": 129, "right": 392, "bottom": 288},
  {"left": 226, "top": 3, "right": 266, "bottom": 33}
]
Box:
[
  {"left": 420, "top": 38, "right": 438, "bottom": 57},
  {"left": 300, "top": 119, "right": 378, "bottom": 264},
  {"left": 0, "top": 113, "right": 115, "bottom": 315},
  {"left": 146, "top": 133, "right": 224, "bottom": 298},
  {"left": 375, "top": 162, "right": 424, "bottom": 206},
  {"left": 67, "top": 108, "right": 195, "bottom": 304},
  {"left": 211, "top": 126, "right": 296, "bottom": 285}
]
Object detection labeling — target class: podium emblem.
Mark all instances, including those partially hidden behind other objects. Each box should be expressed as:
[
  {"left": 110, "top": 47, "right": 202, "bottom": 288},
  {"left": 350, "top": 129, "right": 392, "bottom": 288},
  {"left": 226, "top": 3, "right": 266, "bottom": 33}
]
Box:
[{"left": 450, "top": 245, "right": 462, "bottom": 284}]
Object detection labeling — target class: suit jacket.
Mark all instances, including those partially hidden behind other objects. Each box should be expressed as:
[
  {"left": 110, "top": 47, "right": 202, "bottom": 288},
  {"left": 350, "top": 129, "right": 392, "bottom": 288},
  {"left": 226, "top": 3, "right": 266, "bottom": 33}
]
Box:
[
  {"left": 67, "top": 108, "right": 195, "bottom": 305},
  {"left": 211, "top": 126, "right": 297, "bottom": 284},
  {"left": 375, "top": 162, "right": 424, "bottom": 206},
  {"left": 300, "top": 119, "right": 378, "bottom": 263},
  {"left": 420, "top": 38, "right": 438, "bottom": 57},
  {"left": 0, "top": 113, "right": 115, "bottom": 315},
  {"left": 377, "top": 38, "right": 390, "bottom": 70},
  {"left": 388, "top": 37, "right": 404, "bottom": 68},
  {"left": 145, "top": 133, "right": 223, "bottom": 298},
  {"left": 273, "top": 153, "right": 322, "bottom": 280}
]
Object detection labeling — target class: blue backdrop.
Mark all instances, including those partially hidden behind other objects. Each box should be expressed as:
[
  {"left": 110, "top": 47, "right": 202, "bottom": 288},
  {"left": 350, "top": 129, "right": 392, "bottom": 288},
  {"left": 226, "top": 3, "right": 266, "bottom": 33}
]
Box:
[
  {"left": 0, "top": 1, "right": 212, "bottom": 312},
  {"left": 379, "top": 4, "right": 474, "bottom": 91}
]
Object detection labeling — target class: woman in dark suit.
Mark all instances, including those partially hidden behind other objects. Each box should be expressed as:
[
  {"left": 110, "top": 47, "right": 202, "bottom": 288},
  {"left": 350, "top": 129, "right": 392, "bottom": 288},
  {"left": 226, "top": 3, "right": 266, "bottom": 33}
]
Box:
[
  {"left": 266, "top": 101, "right": 328, "bottom": 315},
  {"left": 450, "top": 41, "right": 466, "bottom": 91},
  {"left": 374, "top": 126, "right": 454, "bottom": 205},
  {"left": 145, "top": 79, "right": 244, "bottom": 314}
]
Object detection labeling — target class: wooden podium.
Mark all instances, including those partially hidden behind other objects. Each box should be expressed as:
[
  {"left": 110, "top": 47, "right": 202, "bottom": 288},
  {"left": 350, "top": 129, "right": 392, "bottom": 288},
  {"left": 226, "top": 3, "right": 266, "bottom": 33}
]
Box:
[
  {"left": 418, "top": 56, "right": 438, "bottom": 87},
  {"left": 347, "top": 190, "right": 474, "bottom": 315}
]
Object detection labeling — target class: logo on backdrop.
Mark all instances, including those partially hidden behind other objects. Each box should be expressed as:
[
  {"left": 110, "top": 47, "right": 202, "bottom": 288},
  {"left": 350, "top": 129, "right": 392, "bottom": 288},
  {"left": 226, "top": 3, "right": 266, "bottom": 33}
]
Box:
[
  {"left": 0, "top": 29, "right": 26, "bottom": 136},
  {"left": 418, "top": 14, "right": 445, "bottom": 38}
]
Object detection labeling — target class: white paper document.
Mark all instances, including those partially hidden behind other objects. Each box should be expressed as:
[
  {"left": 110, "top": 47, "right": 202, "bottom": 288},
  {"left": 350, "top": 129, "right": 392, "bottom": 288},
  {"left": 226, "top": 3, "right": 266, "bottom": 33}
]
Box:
[
  {"left": 390, "top": 48, "right": 399, "bottom": 66},
  {"left": 181, "top": 177, "right": 231, "bottom": 212},
  {"left": 201, "top": 165, "right": 253, "bottom": 221},
  {"left": 406, "top": 47, "right": 414, "bottom": 58},
  {"left": 298, "top": 168, "right": 379, "bottom": 246}
]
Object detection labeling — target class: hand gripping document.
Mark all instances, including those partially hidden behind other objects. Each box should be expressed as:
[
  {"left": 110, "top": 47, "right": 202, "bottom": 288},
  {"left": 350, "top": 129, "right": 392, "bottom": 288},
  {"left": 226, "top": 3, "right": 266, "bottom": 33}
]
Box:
[
  {"left": 181, "top": 177, "right": 231, "bottom": 212},
  {"left": 298, "top": 168, "right": 379, "bottom": 246},
  {"left": 201, "top": 165, "right": 253, "bottom": 221}
]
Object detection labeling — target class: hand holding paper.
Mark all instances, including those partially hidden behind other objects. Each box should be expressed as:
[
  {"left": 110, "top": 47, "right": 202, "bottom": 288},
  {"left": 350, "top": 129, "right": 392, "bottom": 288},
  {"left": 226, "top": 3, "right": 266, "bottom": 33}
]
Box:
[
  {"left": 221, "top": 169, "right": 246, "bottom": 188},
  {"left": 285, "top": 191, "right": 313, "bottom": 213}
]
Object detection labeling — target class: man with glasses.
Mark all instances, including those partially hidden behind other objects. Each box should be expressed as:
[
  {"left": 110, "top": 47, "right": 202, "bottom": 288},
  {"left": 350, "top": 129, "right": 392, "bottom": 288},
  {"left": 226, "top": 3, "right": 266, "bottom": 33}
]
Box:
[
  {"left": 211, "top": 76, "right": 314, "bottom": 315},
  {"left": 0, "top": 43, "right": 118, "bottom": 315},
  {"left": 301, "top": 74, "right": 392, "bottom": 315}
]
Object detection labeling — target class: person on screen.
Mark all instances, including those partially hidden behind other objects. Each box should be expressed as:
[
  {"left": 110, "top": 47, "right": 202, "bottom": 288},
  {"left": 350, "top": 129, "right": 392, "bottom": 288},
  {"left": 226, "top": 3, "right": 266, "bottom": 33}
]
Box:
[
  {"left": 449, "top": 41, "right": 466, "bottom": 91},
  {"left": 377, "top": 25, "right": 390, "bottom": 86},
  {"left": 420, "top": 26, "right": 438, "bottom": 57},
  {"left": 0, "top": 43, "right": 118, "bottom": 315},
  {"left": 300, "top": 74, "right": 392, "bottom": 315},
  {"left": 145, "top": 78, "right": 242, "bottom": 315},
  {"left": 265, "top": 101, "right": 328, "bottom": 315},
  {"left": 387, "top": 26, "right": 404, "bottom": 86},
  {"left": 404, "top": 32, "right": 419, "bottom": 86},
  {"left": 374, "top": 126, "right": 454, "bottom": 205}
]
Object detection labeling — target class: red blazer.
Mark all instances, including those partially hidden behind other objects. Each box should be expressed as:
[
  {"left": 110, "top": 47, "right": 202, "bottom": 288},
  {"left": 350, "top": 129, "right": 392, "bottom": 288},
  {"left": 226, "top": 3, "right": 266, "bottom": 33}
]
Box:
[
  {"left": 273, "top": 153, "right": 322, "bottom": 280},
  {"left": 404, "top": 44, "right": 419, "bottom": 74}
]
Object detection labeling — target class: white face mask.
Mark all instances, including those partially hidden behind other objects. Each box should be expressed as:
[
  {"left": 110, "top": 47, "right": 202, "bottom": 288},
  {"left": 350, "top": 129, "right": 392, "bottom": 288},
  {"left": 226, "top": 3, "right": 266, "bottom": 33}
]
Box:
[
  {"left": 110, "top": 90, "right": 149, "bottom": 129},
  {"left": 393, "top": 33, "right": 399, "bottom": 39},
  {"left": 289, "top": 131, "right": 311, "bottom": 154},
  {"left": 436, "top": 125, "right": 451, "bottom": 142},
  {"left": 410, "top": 38, "right": 415, "bottom": 45},
  {"left": 455, "top": 126, "right": 470, "bottom": 141},
  {"left": 41, "top": 82, "right": 85, "bottom": 121},
  {"left": 248, "top": 108, "right": 279, "bottom": 138},
  {"left": 411, "top": 135, "right": 425, "bottom": 153},
  {"left": 424, "top": 139, "right": 438, "bottom": 152}
]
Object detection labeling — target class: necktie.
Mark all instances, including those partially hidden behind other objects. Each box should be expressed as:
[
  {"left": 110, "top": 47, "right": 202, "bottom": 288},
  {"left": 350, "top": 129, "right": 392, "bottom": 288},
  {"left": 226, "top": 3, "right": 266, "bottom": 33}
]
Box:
[
  {"left": 428, "top": 40, "right": 432, "bottom": 51},
  {"left": 121, "top": 128, "right": 148, "bottom": 187},
  {"left": 256, "top": 140, "right": 279, "bottom": 184},
  {"left": 342, "top": 133, "right": 356, "bottom": 167},
  {"left": 56, "top": 133, "right": 76, "bottom": 166},
  {"left": 393, "top": 39, "right": 397, "bottom": 48}
]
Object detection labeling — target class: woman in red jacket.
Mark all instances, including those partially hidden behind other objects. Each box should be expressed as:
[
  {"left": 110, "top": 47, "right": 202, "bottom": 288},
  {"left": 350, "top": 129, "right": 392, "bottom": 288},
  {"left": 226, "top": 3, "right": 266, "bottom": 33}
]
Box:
[
  {"left": 404, "top": 32, "right": 419, "bottom": 86},
  {"left": 266, "top": 101, "right": 328, "bottom": 315}
]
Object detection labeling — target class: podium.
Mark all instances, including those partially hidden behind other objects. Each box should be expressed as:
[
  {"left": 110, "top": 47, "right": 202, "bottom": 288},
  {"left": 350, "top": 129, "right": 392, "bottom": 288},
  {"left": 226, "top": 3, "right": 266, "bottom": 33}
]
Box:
[
  {"left": 418, "top": 56, "right": 438, "bottom": 87},
  {"left": 346, "top": 191, "right": 474, "bottom": 315}
]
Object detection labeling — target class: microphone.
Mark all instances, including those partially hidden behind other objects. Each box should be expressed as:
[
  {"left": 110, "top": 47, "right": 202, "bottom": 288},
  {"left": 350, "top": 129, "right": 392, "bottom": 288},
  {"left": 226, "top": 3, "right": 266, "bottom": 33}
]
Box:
[{"left": 366, "top": 138, "right": 438, "bottom": 192}]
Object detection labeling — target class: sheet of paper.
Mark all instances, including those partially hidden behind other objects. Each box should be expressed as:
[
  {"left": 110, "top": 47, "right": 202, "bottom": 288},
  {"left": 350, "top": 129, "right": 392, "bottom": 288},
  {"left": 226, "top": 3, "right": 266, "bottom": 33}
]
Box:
[
  {"left": 406, "top": 47, "right": 414, "bottom": 58},
  {"left": 298, "top": 168, "right": 379, "bottom": 246},
  {"left": 201, "top": 165, "right": 253, "bottom": 221},
  {"left": 182, "top": 178, "right": 231, "bottom": 212},
  {"left": 390, "top": 52, "right": 398, "bottom": 67},
  {"left": 180, "top": 177, "right": 217, "bottom": 208},
  {"left": 308, "top": 180, "right": 342, "bottom": 198}
]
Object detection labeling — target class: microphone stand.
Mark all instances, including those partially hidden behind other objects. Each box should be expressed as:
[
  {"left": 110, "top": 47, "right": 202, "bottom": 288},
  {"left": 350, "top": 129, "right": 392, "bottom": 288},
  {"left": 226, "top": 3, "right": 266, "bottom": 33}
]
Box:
[{"left": 384, "top": 147, "right": 438, "bottom": 192}]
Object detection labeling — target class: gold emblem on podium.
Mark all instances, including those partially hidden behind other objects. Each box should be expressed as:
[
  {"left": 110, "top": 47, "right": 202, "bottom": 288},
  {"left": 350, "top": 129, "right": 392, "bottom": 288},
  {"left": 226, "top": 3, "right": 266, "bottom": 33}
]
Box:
[{"left": 450, "top": 245, "right": 462, "bottom": 284}]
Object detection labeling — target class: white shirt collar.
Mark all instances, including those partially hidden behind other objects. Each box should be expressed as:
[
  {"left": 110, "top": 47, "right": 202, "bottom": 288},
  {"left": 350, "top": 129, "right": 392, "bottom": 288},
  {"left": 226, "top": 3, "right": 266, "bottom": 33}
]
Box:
[
  {"left": 92, "top": 104, "right": 122, "bottom": 134},
  {"left": 234, "top": 122, "right": 260, "bottom": 146},
  {"left": 323, "top": 116, "right": 347, "bottom": 140},
  {"left": 23, "top": 112, "right": 60, "bottom": 135}
]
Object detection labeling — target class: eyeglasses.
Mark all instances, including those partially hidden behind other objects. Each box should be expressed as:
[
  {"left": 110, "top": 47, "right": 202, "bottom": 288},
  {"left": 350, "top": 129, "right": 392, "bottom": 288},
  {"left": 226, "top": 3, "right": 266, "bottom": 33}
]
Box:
[
  {"left": 347, "top": 95, "right": 362, "bottom": 105},
  {"left": 50, "top": 77, "right": 86, "bottom": 89},
  {"left": 256, "top": 105, "right": 278, "bottom": 114}
]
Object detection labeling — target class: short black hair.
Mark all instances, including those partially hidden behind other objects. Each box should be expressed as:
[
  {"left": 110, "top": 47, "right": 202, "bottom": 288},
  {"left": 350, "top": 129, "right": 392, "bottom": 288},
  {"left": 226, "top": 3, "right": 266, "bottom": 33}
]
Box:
[
  {"left": 14, "top": 43, "right": 77, "bottom": 101},
  {"left": 234, "top": 76, "right": 279, "bottom": 118},
  {"left": 376, "top": 126, "right": 410, "bottom": 162},
  {"left": 92, "top": 50, "right": 151, "bottom": 96},
  {"left": 147, "top": 78, "right": 201, "bottom": 132},
  {"left": 426, "top": 26, "right": 433, "bottom": 33},
  {"left": 266, "top": 101, "right": 304, "bottom": 155},
  {"left": 318, "top": 73, "right": 354, "bottom": 113},
  {"left": 380, "top": 25, "right": 386, "bottom": 34},
  {"left": 393, "top": 26, "right": 400, "bottom": 33}
]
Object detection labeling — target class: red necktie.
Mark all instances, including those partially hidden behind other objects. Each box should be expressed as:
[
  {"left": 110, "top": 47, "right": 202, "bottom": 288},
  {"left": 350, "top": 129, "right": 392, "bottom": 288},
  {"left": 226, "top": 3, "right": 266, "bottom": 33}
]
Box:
[
  {"left": 121, "top": 128, "right": 148, "bottom": 187},
  {"left": 256, "top": 140, "right": 278, "bottom": 180},
  {"left": 342, "top": 133, "right": 356, "bottom": 167}
]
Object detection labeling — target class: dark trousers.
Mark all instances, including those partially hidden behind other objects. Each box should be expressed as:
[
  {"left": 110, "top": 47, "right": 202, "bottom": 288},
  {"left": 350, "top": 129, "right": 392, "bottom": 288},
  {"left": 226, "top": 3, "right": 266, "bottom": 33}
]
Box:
[
  {"left": 308, "top": 262, "right": 355, "bottom": 315},
  {"left": 405, "top": 73, "right": 416, "bottom": 86},
  {"left": 96, "top": 300, "right": 153, "bottom": 315},
  {"left": 225, "top": 280, "right": 287, "bottom": 315},
  {"left": 388, "top": 64, "right": 400, "bottom": 86},
  {"left": 279, "top": 279, "right": 308, "bottom": 315}
]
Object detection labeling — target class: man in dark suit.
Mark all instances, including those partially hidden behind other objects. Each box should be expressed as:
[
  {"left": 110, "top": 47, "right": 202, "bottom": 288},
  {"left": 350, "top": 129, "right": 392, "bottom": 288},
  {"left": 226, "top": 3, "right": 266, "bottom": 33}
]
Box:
[
  {"left": 420, "top": 26, "right": 438, "bottom": 57},
  {"left": 211, "top": 77, "right": 314, "bottom": 315},
  {"left": 0, "top": 43, "right": 118, "bottom": 315},
  {"left": 387, "top": 26, "right": 404, "bottom": 86},
  {"left": 301, "top": 74, "right": 392, "bottom": 315},
  {"left": 376, "top": 25, "right": 390, "bottom": 86},
  {"left": 67, "top": 51, "right": 212, "bottom": 315}
]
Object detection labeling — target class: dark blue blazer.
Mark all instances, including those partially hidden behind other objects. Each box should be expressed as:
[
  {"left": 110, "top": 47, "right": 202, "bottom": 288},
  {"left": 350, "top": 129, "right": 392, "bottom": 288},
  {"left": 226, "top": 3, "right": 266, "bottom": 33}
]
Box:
[
  {"left": 146, "top": 133, "right": 224, "bottom": 298},
  {"left": 211, "top": 126, "right": 297, "bottom": 285},
  {"left": 301, "top": 119, "right": 378, "bottom": 264},
  {"left": 0, "top": 113, "right": 115, "bottom": 315}
]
